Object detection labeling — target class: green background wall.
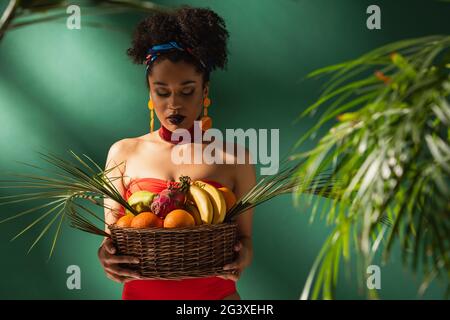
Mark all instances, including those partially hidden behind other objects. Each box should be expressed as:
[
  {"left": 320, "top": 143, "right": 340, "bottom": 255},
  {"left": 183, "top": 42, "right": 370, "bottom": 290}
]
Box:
[{"left": 0, "top": 0, "right": 449, "bottom": 299}]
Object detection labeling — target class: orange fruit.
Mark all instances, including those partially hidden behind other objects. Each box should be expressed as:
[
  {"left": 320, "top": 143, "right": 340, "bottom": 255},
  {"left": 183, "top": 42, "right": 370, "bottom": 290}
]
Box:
[
  {"left": 116, "top": 214, "right": 134, "bottom": 228},
  {"left": 131, "top": 212, "right": 163, "bottom": 229},
  {"left": 218, "top": 187, "right": 237, "bottom": 211},
  {"left": 163, "top": 209, "right": 195, "bottom": 228}
]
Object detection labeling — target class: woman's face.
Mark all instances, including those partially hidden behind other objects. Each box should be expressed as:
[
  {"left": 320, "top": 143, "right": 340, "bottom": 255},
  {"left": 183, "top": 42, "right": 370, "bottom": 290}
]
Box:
[{"left": 148, "top": 59, "right": 208, "bottom": 132}]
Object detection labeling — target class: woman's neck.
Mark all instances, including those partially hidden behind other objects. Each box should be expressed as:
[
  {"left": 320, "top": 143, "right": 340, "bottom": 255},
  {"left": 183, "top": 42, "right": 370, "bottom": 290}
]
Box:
[{"left": 158, "top": 122, "right": 203, "bottom": 144}]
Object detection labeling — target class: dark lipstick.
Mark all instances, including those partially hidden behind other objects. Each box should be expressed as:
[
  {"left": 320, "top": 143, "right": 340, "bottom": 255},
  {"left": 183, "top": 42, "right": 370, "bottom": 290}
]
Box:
[{"left": 167, "top": 114, "right": 186, "bottom": 125}]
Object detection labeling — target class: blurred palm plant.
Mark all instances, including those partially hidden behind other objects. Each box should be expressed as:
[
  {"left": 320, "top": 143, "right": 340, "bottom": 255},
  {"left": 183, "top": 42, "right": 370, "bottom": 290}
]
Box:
[
  {"left": 0, "top": 0, "right": 169, "bottom": 40},
  {"left": 292, "top": 35, "right": 450, "bottom": 299}
]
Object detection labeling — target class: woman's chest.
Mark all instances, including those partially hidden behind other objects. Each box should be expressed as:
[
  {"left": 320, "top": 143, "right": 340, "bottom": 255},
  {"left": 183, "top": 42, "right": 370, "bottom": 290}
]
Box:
[{"left": 122, "top": 142, "right": 236, "bottom": 191}]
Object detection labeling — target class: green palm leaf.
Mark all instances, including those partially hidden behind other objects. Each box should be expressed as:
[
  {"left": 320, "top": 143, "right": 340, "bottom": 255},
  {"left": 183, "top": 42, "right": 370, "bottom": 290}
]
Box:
[
  {"left": 293, "top": 35, "right": 450, "bottom": 299},
  {"left": 1, "top": 0, "right": 170, "bottom": 39},
  {"left": 0, "top": 150, "right": 136, "bottom": 258},
  {"left": 224, "top": 157, "right": 340, "bottom": 222}
]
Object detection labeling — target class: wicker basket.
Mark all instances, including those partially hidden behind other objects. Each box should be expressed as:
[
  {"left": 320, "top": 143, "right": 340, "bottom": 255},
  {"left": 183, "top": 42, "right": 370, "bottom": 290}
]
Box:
[{"left": 108, "top": 222, "right": 238, "bottom": 280}]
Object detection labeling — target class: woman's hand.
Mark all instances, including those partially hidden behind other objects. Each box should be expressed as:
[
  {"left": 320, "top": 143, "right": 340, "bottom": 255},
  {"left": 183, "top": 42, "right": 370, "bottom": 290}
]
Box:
[
  {"left": 98, "top": 238, "right": 142, "bottom": 283},
  {"left": 218, "top": 237, "right": 253, "bottom": 282}
]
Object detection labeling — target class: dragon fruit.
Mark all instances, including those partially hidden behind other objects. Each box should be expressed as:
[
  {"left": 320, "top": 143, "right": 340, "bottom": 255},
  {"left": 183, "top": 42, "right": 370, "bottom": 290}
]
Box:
[{"left": 151, "top": 176, "right": 191, "bottom": 219}]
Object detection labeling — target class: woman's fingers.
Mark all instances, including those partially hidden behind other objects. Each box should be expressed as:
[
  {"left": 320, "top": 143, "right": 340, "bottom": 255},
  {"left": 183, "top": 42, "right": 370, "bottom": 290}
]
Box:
[
  {"left": 105, "top": 272, "right": 134, "bottom": 284},
  {"left": 98, "top": 239, "right": 143, "bottom": 283},
  {"left": 105, "top": 272, "right": 123, "bottom": 283},
  {"left": 103, "top": 238, "right": 116, "bottom": 254},
  {"left": 223, "top": 256, "right": 243, "bottom": 271},
  {"left": 217, "top": 270, "right": 240, "bottom": 282},
  {"left": 105, "top": 265, "right": 141, "bottom": 279},
  {"left": 217, "top": 274, "right": 233, "bottom": 281},
  {"left": 223, "top": 263, "right": 236, "bottom": 270},
  {"left": 223, "top": 243, "right": 245, "bottom": 271},
  {"left": 107, "top": 255, "right": 140, "bottom": 265},
  {"left": 234, "top": 241, "right": 242, "bottom": 251},
  {"left": 114, "top": 267, "right": 141, "bottom": 279}
]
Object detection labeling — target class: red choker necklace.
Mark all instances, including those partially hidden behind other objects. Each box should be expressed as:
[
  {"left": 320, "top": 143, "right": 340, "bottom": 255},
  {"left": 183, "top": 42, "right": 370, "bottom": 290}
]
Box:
[{"left": 158, "top": 122, "right": 204, "bottom": 144}]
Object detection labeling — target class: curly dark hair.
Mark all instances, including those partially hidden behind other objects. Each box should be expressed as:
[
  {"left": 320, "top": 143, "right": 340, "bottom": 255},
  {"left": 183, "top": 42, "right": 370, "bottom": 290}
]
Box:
[{"left": 127, "top": 6, "right": 230, "bottom": 86}]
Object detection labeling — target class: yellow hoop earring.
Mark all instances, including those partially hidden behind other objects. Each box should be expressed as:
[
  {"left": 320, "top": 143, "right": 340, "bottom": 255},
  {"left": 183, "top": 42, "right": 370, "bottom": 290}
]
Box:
[
  {"left": 201, "top": 97, "right": 212, "bottom": 130},
  {"left": 148, "top": 99, "right": 154, "bottom": 133}
]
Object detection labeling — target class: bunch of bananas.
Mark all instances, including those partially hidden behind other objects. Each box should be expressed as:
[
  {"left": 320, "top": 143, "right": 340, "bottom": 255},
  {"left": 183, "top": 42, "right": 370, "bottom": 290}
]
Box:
[{"left": 186, "top": 181, "right": 229, "bottom": 225}]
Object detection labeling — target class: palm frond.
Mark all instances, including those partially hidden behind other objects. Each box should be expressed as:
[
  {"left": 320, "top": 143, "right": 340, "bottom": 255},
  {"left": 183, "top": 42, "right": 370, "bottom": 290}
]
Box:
[
  {"left": 0, "top": 0, "right": 171, "bottom": 39},
  {"left": 224, "top": 158, "right": 340, "bottom": 222},
  {"left": 293, "top": 35, "right": 450, "bottom": 299},
  {"left": 0, "top": 150, "right": 136, "bottom": 258}
]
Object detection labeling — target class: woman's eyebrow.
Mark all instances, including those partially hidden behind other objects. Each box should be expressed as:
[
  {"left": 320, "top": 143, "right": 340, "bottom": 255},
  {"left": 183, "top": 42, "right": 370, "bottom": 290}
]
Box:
[
  {"left": 152, "top": 80, "right": 196, "bottom": 86},
  {"left": 180, "top": 80, "right": 196, "bottom": 85}
]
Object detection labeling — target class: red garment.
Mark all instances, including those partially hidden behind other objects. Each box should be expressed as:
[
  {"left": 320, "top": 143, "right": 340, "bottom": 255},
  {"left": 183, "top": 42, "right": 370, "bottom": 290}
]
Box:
[{"left": 120, "top": 177, "right": 236, "bottom": 300}]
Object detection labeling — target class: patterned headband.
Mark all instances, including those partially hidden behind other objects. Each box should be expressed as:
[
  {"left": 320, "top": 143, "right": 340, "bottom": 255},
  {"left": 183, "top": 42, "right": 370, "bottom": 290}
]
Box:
[{"left": 144, "top": 41, "right": 208, "bottom": 72}]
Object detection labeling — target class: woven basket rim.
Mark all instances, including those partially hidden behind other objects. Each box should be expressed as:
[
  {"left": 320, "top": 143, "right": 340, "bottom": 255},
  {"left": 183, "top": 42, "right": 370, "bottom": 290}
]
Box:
[{"left": 108, "top": 221, "right": 237, "bottom": 234}]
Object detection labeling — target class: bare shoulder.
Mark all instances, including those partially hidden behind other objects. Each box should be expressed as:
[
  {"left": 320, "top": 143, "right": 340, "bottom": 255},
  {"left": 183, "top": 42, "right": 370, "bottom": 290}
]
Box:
[
  {"left": 105, "top": 138, "right": 139, "bottom": 171},
  {"left": 106, "top": 132, "right": 158, "bottom": 164},
  {"left": 205, "top": 135, "right": 252, "bottom": 162},
  {"left": 228, "top": 142, "right": 256, "bottom": 196},
  {"left": 216, "top": 139, "right": 255, "bottom": 180},
  {"left": 107, "top": 138, "right": 137, "bottom": 158},
  {"left": 220, "top": 140, "right": 255, "bottom": 165}
]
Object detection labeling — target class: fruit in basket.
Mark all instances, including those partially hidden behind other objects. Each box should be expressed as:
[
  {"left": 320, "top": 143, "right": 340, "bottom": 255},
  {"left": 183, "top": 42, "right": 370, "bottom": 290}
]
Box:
[
  {"left": 116, "top": 213, "right": 134, "bottom": 228},
  {"left": 185, "top": 202, "right": 203, "bottom": 225},
  {"left": 218, "top": 187, "right": 237, "bottom": 211},
  {"left": 127, "top": 190, "right": 156, "bottom": 214},
  {"left": 196, "top": 181, "right": 226, "bottom": 224},
  {"left": 163, "top": 209, "right": 195, "bottom": 228},
  {"left": 151, "top": 176, "right": 190, "bottom": 219},
  {"left": 187, "top": 184, "right": 213, "bottom": 224},
  {"left": 130, "top": 212, "right": 163, "bottom": 228}
]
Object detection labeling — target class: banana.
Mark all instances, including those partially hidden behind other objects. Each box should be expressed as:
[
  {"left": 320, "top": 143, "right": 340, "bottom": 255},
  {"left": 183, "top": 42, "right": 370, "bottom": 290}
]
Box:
[
  {"left": 188, "top": 184, "right": 213, "bottom": 224},
  {"left": 185, "top": 202, "right": 203, "bottom": 226},
  {"left": 196, "top": 181, "right": 226, "bottom": 224}
]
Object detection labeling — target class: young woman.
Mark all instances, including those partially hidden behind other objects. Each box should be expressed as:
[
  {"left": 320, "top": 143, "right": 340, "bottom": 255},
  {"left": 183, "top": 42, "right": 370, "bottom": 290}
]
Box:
[{"left": 97, "top": 6, "right": 256, "bottom": 300}]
